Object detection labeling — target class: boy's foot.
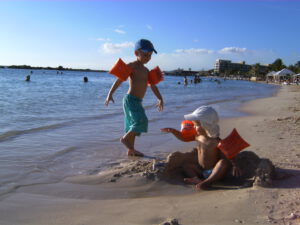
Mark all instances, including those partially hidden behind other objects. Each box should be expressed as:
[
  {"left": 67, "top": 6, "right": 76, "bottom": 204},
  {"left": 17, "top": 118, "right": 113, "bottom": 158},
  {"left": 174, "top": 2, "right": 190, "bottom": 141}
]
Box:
[
  {"left": 120, "top": 137, "right": 130, "bottom": 149},
  {"left": 127, "top": 149, "right": 144, "bottom": 157},
  {"left": 120, "top": 136, "right": 144, "bottom": 157},
  {"left": 184, "top": 177, "right": 203, "bottom": 185}
]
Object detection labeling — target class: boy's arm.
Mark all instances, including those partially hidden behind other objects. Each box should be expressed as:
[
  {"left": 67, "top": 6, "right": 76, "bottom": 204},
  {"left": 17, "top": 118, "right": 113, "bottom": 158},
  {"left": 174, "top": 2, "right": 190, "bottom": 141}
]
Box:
[
  {"left": 161, "top": 128, "right": 184, "bottom": 141},
  {"left": 150, "top": 85, "right": 164, "bottom": 111},
  {"left": 104, "top": 78, "right": 123, "bottom": 106}
]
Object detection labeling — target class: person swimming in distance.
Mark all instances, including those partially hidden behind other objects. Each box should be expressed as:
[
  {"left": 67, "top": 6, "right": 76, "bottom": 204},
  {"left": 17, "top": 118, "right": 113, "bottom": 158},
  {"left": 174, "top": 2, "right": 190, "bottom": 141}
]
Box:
[{"left": 25, "top": 75, "right": 30, "bottom": 82}]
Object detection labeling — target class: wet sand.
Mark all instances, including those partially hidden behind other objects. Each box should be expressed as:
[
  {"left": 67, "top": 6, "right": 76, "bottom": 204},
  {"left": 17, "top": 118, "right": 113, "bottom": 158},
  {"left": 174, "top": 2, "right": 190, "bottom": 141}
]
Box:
[{"left": 0, "top": 85, "right": 299, "bottom": 225}]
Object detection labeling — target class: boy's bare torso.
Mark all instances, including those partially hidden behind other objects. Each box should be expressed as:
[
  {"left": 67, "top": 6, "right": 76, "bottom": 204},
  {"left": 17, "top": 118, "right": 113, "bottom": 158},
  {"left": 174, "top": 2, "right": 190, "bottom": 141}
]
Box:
[
  {"left": 127, "top": 61, "right": 149, "bottom": 99},
  {"left": 196, "top": 136, "right": 220, "bottom": 169}
]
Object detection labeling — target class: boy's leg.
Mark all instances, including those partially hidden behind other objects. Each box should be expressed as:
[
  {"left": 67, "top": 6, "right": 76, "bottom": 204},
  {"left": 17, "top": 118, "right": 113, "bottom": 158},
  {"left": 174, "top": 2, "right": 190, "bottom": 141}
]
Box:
[
  {"left": 122, "top": 95, "right": 147, "bottom": 157},
  {"left": 183, "top": 163, "right": 203, "bottom": 185},
  {"left": 196, "top": 159, "right": 230, "bottom": 190},
  {"left": 120, "top": 131, "right": 144, "bottom": 157}
]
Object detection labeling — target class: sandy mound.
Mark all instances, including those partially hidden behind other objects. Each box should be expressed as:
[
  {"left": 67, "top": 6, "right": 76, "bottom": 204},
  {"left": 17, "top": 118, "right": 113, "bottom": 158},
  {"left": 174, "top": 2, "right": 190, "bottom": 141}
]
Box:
[{"left": 95, "top": 149, "right": 280, "bottom": 189}]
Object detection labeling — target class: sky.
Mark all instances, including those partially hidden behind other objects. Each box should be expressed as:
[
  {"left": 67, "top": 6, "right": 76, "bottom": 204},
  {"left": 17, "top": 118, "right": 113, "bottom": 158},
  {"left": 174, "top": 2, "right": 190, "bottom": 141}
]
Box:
[{"left": 0, "top": 0, "right": 299, "bottom": 71}]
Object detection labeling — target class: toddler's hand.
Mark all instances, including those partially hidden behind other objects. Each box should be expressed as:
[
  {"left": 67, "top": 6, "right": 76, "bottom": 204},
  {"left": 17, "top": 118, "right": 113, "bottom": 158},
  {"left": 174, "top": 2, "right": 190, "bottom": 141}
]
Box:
[{"left": 161, "top": 128, "right": 172, "bottom": 133}]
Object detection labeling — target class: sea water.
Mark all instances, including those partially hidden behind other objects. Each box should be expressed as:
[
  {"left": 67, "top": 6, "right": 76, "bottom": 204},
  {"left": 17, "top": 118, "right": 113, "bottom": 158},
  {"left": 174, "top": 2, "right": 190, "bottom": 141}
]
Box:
[{"left": 0, "top": 68, "right": 278, "bottom": 196}]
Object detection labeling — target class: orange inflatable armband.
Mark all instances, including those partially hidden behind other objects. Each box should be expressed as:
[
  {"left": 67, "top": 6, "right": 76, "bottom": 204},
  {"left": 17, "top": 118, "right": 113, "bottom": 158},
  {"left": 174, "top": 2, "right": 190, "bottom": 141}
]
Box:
[
  {"left": 181, "top": 120, "right": 197, "bottom": 142},
  {"left": 109, "top": 58, "right": 133, "bottom": 81},
  {"left": 218, "top": 128, "right": 250, "bottom": 159},
  {"left": 148, "top": 66, "right": 164, "bottom": 85}
]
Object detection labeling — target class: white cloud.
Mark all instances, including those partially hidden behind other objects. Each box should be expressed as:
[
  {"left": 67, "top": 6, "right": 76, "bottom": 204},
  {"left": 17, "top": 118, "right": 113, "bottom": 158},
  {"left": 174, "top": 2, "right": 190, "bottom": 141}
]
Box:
[
  {"left": 95, "top": 44, "right": 277, "bottom": 70},
  {"left": 175, "top": 48, "right": 214, "bottom": 54},
  {"left": 96, "top": 38, "right": 111, "bottom": 41},
  {"left": 102, "top": 41, "right": 134, "bottom": 54},
  {"left": 147, "top": 47, "right": 276, "bottom": 70},
  {"left": 193, "top": 39, "right": 199, "bottom": 43},
  {"left": 114, "top": 29, "right": 126, "bottom": 34},
  {"left": 146, "top": 25, "right": 153, "bottom": 30},
  {"left": 219, "top": 47, "right": 247, "bottom": 54}
]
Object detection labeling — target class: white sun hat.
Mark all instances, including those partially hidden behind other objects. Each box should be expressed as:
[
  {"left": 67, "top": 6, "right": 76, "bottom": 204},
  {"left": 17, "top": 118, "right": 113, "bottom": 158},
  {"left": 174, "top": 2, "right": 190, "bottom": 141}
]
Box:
[{"left": 184, "top": 105, "right": 220, "bottom": 138}]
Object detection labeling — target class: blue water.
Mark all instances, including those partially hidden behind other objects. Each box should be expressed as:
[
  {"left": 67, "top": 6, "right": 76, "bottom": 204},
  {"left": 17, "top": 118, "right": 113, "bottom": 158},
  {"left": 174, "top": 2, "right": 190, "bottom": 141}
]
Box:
[{"left": 0, "top": 68, "right": 278, "bottom": 196}]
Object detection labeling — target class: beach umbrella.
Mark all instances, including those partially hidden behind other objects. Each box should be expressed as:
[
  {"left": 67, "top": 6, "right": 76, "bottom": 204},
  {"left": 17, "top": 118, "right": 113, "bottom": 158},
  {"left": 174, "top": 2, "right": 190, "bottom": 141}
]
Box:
[
  {"left": 273, "top": 69, "right": 295, "bottom": 82},
  {"left": 266, "top": 71, "right": 276, "bottom": 77},
  {"left": 266, "top": 71, "right": 276, "bottom": 81},
  {"left": 274, "top": 68, "right": 295, "bottom": 76}
]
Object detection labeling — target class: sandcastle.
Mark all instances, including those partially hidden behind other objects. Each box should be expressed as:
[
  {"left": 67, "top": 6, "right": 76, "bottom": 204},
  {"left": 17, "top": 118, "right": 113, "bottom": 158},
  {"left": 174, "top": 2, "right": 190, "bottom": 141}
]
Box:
[{"left": 109, "top": 149, "right": 276, "bottom": 188}]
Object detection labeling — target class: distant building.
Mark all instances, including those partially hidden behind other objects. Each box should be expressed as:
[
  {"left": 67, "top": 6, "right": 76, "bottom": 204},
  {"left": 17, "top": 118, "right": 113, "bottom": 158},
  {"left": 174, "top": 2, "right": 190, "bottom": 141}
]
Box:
[
  {"left": 214, "top": 59, "right": 252, "bottom": 74},
  {"left": 214, "top": 59, "right": 270, "bottom": 76}
]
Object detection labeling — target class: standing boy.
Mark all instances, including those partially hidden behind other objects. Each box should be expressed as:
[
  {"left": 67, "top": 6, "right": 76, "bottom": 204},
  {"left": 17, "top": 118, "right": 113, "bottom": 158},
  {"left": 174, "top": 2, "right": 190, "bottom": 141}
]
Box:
[{"left": 105, "top": 39, "right": 164, "bottom": 157}]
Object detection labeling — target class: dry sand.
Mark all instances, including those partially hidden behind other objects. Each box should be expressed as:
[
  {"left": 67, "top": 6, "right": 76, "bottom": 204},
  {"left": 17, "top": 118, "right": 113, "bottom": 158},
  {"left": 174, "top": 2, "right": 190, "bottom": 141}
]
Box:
[{"left": 0, "top": 85, "right": 299, "bottom": 225}]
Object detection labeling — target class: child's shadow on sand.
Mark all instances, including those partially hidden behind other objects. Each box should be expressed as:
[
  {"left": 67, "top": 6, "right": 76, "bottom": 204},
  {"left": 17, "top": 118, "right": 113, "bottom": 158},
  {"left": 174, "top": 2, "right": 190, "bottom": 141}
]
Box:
[
  {"left": 272, "top": 168, "right": 300, "bottom": 189},
  {"left": 211, "top": 168, "right": 300, "bottom": 190}
]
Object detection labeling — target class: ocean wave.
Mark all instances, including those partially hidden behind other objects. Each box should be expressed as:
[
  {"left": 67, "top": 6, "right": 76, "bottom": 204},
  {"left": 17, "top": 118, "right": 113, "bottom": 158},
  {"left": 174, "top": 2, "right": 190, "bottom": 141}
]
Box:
[
  {"left": 0, "top": 124, "right": 66, "bottom": 142},
  {"left": 205, "top": 97, "right": 241, "bottom": 105},
  {"left": 84, "top": 111, "right": 124, "bottom": 120},
  {"left": 0, "top": 111, "right": 124, "bottom": 142},
  {"left": 148, "top": 117, "right": 163, "bottom": 123},
  {"left": 46, "top": 146, "right": 78, "bottom": 161}
]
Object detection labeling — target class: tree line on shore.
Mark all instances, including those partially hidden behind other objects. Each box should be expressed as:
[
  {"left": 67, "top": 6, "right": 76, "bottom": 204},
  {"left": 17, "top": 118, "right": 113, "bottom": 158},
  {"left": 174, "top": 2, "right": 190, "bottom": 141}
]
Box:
[{"left": 0, "top": 65, "right": 106, "bottom": 73}]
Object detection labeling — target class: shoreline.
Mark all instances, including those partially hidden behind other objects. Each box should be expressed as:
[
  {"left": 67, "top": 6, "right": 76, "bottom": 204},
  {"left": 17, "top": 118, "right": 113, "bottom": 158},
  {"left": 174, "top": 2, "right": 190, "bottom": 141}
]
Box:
[{"left": 0, "top": 85, "right": 299, "bottom": 225}]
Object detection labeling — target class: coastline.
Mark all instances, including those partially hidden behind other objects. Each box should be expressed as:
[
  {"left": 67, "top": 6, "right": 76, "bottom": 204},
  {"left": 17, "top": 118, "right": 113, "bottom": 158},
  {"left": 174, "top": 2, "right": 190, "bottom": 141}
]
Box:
[{"left": 0, "top": 85, "right": 299, "bottom": 225}]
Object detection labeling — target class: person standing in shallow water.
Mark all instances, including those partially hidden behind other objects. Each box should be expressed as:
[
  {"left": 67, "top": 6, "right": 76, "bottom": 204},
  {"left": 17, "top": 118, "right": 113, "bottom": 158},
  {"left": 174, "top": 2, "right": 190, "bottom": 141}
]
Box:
[
  {"left": 184, "top": 76, "right": 188, "bottom": 86},
  {"left": 104, "top": 39, "right": 164, "bottom": 157},
  {"left": 25, "top": 75, "right": 30, "bottom": 82}
]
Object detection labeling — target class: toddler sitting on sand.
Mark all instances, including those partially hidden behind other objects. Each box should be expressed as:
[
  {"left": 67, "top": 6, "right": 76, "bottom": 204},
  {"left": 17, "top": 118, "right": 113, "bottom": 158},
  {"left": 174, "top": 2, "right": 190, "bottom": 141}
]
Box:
[{"left": 161, "top": 106, "right": 240, "bottom": 190}]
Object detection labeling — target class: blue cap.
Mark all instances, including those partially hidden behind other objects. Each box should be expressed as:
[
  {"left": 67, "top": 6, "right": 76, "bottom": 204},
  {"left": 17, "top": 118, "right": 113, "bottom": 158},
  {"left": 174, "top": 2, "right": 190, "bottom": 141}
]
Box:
[{"left": 135, "top": 39, "right": 157, "bottom": 54}]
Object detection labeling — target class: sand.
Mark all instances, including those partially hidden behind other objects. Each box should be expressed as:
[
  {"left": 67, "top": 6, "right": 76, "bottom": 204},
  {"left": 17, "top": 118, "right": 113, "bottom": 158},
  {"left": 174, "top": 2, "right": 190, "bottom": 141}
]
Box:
[{"left": 0, "top": 85, "right": 299, "bottom": 225}]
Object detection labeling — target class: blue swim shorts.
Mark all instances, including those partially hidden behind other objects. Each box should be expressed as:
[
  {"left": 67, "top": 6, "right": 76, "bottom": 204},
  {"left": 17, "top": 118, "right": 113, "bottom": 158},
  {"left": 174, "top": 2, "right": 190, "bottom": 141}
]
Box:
[{"left": 123, "top": 94, "right": 148, "bottom": 136}]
